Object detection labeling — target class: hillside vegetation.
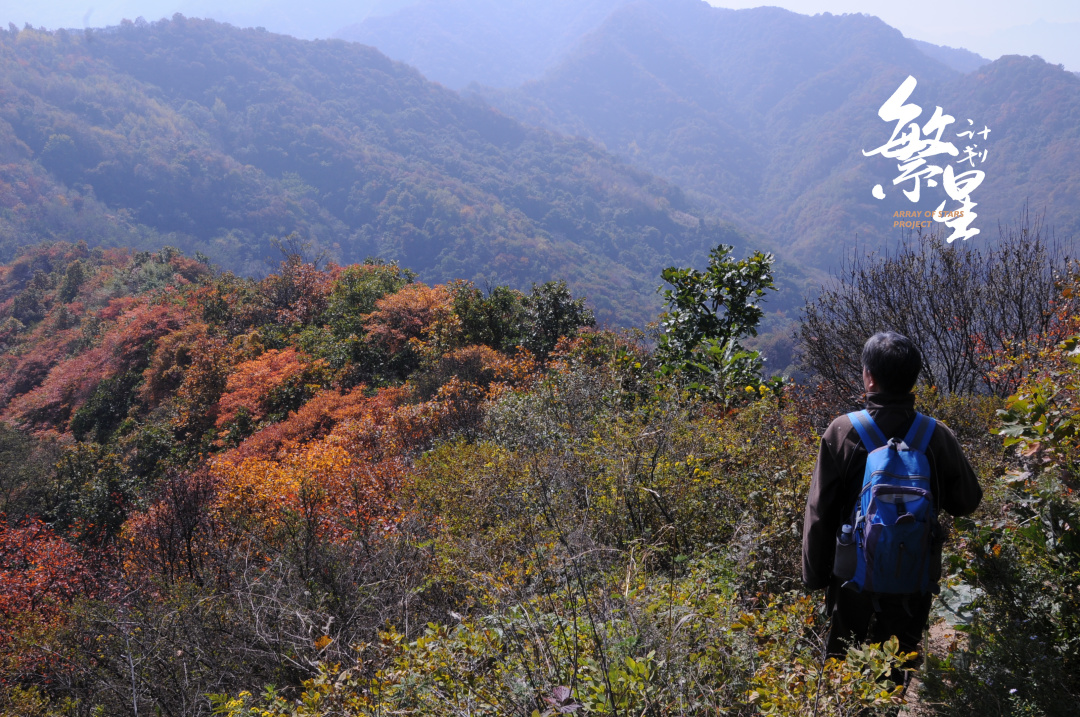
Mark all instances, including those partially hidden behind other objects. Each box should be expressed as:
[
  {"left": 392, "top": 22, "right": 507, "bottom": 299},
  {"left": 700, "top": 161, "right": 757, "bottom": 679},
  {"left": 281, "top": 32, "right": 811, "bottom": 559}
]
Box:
[
  {"left": 0, "top": 235, "right": 1075, "bottom": 716},
  {"left": 0, "top": 18, "right": 743, "bottom": 326},
  {"left": 1, "top": 7, "right": 1079, "bottom": 715}
]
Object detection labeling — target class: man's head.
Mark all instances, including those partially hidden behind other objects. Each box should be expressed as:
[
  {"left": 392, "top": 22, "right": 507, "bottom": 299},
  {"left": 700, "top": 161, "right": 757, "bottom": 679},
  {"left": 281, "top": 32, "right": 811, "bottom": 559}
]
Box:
[{"left": 861, "top": 332, "right": 922, "bottom": 394}]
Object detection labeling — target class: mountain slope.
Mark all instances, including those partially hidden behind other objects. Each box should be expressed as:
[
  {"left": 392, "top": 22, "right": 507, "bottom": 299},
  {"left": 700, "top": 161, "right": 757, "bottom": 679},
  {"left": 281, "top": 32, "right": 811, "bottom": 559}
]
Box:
[
  {"left": 0, "top": 18, "right": 746, "bottom": 326},
  {"left": 335, "top": 0, "right": 626, "bottom": 90},
  {"left": 479, "top": 2, "right": 954, "bottom": 266},
  {"left": 338, "top": 0, "right": 988, "bottom": 94},
  {"left": 476, "top": 1, "right": 1080, "bottom": 268},
  {"left": 939, "top": 55, "right": 1080, "bottom": 239},
  {"left": 911, "top": 39, "right": 991, "bottom": 74}
]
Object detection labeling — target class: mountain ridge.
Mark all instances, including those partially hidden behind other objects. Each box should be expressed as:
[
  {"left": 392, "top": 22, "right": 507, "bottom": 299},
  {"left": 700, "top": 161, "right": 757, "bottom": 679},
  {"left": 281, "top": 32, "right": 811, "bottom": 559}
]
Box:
[
  {"left": 339, "top": 0, "right": 999, "bottom": 93},
  {"left": 471, "top": 1, "right": 1080, "bottom": 268},
  {"left": 0, "top": 17, "right": 758, "bottom": 326}
]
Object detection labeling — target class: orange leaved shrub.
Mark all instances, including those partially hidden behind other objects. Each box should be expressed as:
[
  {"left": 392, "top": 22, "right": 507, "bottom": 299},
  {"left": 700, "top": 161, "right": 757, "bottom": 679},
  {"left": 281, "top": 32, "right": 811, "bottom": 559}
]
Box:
[
  {"left": 364, "top": 283, "right": 453, "bottom": 355},
  {"left": 214, "top": 347, "right": 328, "bottom": 430}
]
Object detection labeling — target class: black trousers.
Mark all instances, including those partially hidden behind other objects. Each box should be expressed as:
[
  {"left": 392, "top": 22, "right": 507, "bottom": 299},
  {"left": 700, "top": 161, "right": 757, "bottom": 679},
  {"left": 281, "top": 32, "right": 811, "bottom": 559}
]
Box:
[{"left": 826, "top": 580, "right": 933, "bottom": 671}]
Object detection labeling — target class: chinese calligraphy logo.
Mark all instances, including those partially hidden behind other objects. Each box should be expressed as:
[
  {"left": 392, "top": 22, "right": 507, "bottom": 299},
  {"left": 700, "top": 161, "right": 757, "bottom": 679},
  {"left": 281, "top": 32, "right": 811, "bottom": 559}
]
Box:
[{"left": 864, "top": 75, "right": 990, "bottom": 242}]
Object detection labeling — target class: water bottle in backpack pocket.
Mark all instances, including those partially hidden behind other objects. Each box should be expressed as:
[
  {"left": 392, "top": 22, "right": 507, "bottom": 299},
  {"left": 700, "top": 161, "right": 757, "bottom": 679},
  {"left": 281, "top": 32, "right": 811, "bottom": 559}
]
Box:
[
  {"left": 843, "top": 410, "right": 940, "bottom": 595},
  {"left": 832, "top": 523, "right": 857, "bottom": 581}
]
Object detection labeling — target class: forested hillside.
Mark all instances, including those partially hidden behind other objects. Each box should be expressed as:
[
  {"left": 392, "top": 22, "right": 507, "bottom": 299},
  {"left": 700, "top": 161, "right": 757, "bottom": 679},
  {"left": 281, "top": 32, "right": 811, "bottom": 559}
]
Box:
[
  {"left": 0, "top": 229, "right": 1077, "bottom": 716},
  {"left": 2, "top": 5, "right": 1080, "bottom": 714},
  {"left": 0, "top": 241, "right": 601, "bottom": 712},
  {"left": 0, "top": 18, "right": 743, "bottom": 326},
  {"left": 475, "top": 1, "right": 1080, "bottom": 268}
]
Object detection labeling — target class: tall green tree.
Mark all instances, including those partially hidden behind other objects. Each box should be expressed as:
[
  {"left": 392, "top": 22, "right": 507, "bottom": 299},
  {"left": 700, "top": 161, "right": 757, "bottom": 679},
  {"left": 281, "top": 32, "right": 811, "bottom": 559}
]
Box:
[
  {"left": 522, "top": 280, "right": 596, "bottom": 358},
  {"left": 657, "top": 244, "right": 777, "bottom": 402}
]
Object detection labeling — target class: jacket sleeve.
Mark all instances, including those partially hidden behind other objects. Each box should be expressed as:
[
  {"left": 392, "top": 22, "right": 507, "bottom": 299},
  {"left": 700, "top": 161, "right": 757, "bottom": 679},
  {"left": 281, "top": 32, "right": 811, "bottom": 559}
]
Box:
[
  {"left": 802, "top": 420, "right": 849, "bottom": 590},
  {"left": 931, "top": 421, "right": 983, "bottom": 517}
]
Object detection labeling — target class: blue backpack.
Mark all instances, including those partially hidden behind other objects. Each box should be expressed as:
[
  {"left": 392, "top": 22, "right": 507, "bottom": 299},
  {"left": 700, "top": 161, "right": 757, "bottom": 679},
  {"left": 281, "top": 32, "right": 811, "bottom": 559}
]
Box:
[{"left": 844, "top": 410, "right": 939, "bottom": 595}]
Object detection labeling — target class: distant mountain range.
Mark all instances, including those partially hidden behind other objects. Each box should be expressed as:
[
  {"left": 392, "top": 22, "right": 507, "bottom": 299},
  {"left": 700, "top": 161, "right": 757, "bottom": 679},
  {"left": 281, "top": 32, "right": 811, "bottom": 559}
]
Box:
[
  {"left": 909, "top": 40, "right": 990, "bottom": 74},
  {"left": 468, "top": 1, "right": 1079, "bottom": 269},
  {"left": 336, "top": 0, "right": 628, "bottom": 90},
  {"left": 0, "top": 17, "right": 759, "bottom": 326},
  {"left": 342, "top": 0, "right": 1079, "bottom": 272},
  {"left": 335, "top": 0, "right": 991, "bottom": 89}
]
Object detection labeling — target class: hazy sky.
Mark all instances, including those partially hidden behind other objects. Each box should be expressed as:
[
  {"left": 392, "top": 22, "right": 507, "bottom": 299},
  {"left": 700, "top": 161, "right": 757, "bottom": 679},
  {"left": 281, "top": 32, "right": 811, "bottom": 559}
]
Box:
[
  {"left": 2, "top": 0, "right": 1078, "bottom": 71},
  {"left": 707, "top": 0, "right": 1080, "bottom": 70}
]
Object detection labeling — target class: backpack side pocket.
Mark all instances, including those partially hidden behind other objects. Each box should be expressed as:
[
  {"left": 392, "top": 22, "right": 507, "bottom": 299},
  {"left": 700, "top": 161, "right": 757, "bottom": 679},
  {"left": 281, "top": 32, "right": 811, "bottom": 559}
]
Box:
[{"left": 833, "top": 525, "right": 857, "bottom": 581}]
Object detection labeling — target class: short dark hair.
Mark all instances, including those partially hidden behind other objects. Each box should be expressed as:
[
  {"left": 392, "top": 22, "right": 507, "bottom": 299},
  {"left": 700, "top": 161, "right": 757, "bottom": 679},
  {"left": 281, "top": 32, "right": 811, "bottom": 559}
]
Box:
[{"left": 861, "top": 332, "right": 922, "bottom": 393}]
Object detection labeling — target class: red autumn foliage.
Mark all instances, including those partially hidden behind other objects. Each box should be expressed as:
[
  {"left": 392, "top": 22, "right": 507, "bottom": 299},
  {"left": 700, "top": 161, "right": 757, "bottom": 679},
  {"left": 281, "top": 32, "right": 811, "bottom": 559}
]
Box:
[
  {"left": 0, "top": 245, "right": 581, "bottom": 697},
  {"left": 0, "top": 517, "right": 94, "bottom": 647},
  {"left": 0, "top": 517, "right": 99, "bottom": 681},
  {"left": 170, "top": 333, "right": 238, "bottom": 440},
  {"left": 364, "top": 283, "right": 453, "bottom": 354},
  {"left": 209, "top": 377, "right": 490, "bottom": 555},
  {"left": 0, "top": 326, "right": 82, "bottom": 410},
  {"left": 259, "top": 256, "right": 335, "bottom": 326},
  {"left": 4, "top": 301, "right": 189, "bottom": 431},
  {"left": 97, "top": 296, "right": 136, "bottom": 322},
  {"left": 223, "top": 384, "right": 405, "bottom": 463},
  {"left": 329, "top": 380, "right": 484, "bottom": 461},
  {"left": 213, "top": 438, "right": 406, "bottom": 552},
  {"left": 214, "top": 347, "right": 324, "bottom": 429},
  {"left": 167, "top": 254, "right": 212, "bottom": 285},
  {"left": 421, "top": 344, "right": 538, "bottom": 398},
  {"left": 0, "top": 242, "right": 91, "bottom": 298}
]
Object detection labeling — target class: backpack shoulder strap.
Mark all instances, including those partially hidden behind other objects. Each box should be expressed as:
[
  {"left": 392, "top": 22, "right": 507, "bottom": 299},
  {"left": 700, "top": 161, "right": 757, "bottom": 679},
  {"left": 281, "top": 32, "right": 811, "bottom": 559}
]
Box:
[
  {"left": 903, "top": 412, "right": 937, "bottom": 453},
  {"left": 847, "top": 409, "right": 887, "bottom": 451}
]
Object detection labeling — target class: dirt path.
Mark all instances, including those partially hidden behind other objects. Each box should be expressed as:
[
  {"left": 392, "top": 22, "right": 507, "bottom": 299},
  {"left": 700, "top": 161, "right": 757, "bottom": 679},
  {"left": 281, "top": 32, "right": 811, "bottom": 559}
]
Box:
[{"left": 897, "top": 621, "right": 961, "bottom": 716}]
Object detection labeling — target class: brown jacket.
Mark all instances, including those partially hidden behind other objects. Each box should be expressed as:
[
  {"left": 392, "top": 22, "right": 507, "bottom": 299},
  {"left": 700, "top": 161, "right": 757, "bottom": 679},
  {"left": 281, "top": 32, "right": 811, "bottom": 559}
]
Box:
[{"left": 801, "top": 391, "right": 983, "bottom": 590}]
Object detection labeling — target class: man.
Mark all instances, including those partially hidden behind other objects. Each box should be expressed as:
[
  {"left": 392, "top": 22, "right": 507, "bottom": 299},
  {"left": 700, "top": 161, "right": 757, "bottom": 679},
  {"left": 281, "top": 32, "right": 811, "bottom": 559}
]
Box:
[{"left": 802, "top": 331, "right": 982, "bottom": 663}]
